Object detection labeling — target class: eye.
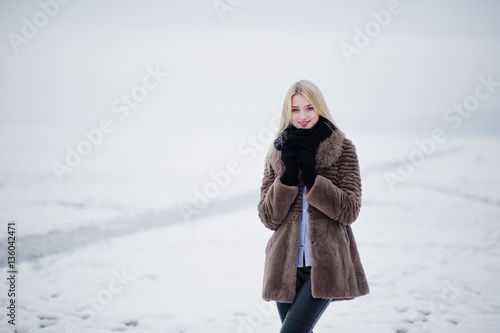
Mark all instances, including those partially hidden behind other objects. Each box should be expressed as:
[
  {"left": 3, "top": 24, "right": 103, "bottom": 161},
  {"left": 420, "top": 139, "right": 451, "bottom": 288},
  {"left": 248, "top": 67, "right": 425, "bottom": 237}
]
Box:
[
  {"left": 306, "top": 106, "right": 314, "bottom": 111},
  {"left": 291, "top": 108, "right": 299, "bottom": 112}
]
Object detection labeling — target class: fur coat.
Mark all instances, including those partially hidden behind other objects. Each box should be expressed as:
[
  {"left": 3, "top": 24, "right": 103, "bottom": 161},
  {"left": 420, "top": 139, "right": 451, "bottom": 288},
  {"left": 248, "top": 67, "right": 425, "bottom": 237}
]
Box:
[{"left": 258, "top": 128, "right": 369, "bottom": 303}]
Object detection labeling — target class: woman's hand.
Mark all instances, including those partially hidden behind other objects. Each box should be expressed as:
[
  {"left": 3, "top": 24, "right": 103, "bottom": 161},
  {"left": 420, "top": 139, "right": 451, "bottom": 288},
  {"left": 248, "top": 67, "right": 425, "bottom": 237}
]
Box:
[
  {"left": 297, "top": 143, "right": 317, "bottom": 190},
  {"left": 280, "top": 140, "right": 299, "bottom": 186}
]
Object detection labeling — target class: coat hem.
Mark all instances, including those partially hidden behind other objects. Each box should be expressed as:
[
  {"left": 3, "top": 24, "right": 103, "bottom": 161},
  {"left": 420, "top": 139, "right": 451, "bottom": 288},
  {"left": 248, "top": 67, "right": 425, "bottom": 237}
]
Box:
[{"left": 263, "top": 290, "right": 370, "bottom": 303}]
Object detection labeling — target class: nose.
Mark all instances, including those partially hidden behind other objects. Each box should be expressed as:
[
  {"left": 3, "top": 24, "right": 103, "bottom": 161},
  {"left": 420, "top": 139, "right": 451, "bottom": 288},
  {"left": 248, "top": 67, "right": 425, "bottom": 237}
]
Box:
[{"left": 298, "top": 109, "right": 307, "bottom": 120}]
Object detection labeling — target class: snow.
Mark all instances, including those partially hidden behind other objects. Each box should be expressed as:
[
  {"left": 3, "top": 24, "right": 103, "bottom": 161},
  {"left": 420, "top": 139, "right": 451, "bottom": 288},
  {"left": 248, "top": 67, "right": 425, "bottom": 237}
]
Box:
[
  {"left": 1, "top": 1, "right": 499, "bottom": 332},
  {"left": 1, "top": 129, "right": 499, "bottom": 333}
]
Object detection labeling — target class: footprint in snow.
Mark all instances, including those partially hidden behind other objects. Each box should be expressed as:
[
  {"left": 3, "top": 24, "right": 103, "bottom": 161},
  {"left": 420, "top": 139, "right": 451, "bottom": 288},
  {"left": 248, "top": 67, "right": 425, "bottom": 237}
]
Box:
[{"left": 38, "top": 315, "right": 59, "bottom": 328}]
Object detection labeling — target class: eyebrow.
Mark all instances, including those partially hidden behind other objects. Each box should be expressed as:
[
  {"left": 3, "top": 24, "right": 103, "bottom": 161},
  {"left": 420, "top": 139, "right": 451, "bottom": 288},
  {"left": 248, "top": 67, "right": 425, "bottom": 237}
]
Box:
[{"left": 291, "top": 104, "right": 312, "bottom": 108}]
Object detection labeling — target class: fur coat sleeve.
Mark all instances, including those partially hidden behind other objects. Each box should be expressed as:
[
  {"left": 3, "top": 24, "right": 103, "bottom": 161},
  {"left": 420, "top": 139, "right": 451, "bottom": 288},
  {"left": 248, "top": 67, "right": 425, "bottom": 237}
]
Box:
[
  {"left": 303, "top": 139, "right": 361, "bottom": 225},
  {"left": 257, "top": 160, "right": 299, "bottom": 230}
]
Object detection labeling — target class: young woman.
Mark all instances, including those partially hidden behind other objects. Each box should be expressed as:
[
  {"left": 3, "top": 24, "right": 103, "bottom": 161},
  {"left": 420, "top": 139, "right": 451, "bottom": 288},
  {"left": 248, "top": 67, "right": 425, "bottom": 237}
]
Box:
[{"left": 258, "top": 80, "right": 369, "bottom": 332}]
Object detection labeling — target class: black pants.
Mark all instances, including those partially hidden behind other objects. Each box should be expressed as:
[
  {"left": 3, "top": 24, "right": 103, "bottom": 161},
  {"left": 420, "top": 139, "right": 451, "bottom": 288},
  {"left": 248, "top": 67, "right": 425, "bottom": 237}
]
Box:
[{"left": 276, "top": 266, "right": 332, "bottom": 333}]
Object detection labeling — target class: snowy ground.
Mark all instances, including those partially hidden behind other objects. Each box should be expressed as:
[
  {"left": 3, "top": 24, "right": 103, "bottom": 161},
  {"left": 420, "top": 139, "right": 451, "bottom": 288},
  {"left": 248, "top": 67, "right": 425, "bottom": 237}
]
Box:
[{"left": 1, "top": 127, "right": 500, "bottom": 333}]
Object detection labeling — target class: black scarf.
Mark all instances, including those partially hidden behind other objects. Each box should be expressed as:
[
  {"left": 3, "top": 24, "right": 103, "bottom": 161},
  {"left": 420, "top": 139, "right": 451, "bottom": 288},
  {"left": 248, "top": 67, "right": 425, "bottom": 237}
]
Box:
[{"left": 274, "top": 116, "right": 335, "bottom": 152}]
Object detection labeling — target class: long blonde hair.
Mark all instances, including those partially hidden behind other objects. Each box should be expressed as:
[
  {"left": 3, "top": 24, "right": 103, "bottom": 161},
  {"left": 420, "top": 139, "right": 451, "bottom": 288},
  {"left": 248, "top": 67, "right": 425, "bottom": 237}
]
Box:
[
  {"left": 277, "top": 80, "right": 338, "bottom": 134},
  {"left": 265, "top": 80, "right": 338, "bottom": 164}
]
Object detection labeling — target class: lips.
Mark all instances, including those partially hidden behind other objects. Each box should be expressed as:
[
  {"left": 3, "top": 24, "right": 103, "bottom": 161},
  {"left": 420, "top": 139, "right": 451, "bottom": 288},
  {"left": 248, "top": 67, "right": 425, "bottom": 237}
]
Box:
[{"left": 298, "top": 121, "right": 310, "bottom": 127}]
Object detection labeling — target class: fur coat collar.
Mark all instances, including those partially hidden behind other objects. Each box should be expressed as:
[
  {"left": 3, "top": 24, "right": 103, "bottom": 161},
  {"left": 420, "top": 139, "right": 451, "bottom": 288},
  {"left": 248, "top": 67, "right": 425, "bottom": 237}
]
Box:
[{"left": 268, "top": 128, "right": 346, "bottom": 176}]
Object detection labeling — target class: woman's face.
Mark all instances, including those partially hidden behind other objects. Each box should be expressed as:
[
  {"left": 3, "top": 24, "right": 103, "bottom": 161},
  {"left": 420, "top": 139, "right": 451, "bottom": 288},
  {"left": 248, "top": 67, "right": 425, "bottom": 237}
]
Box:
[{"left": 290, "top": 94, "right": 319, "bottom": 129}]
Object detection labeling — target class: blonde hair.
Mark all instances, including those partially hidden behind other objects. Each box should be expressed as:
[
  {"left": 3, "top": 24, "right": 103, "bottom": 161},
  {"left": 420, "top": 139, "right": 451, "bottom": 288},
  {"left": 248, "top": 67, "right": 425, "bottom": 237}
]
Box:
[
  {"left": 265, "top": 80, "right": 338, "bottom": 165},
  {"left": 277, "top": 80, "right": 338, "bottom": 134}
]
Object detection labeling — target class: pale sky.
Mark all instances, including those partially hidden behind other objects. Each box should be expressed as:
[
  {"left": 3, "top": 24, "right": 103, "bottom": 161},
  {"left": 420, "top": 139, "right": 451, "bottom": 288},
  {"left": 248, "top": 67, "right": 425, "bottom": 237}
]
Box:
[{"left": 1, "top": 0, "right": 499, "bottom": 135}]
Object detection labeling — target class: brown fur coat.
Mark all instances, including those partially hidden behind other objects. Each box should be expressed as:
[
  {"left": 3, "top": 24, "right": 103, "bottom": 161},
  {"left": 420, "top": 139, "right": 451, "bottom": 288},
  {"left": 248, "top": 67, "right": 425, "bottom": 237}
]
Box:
[{"left": 258, "top": 128, "right": 369, "bottom": 303}]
